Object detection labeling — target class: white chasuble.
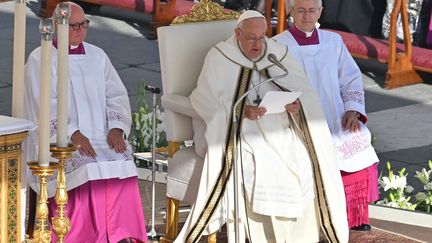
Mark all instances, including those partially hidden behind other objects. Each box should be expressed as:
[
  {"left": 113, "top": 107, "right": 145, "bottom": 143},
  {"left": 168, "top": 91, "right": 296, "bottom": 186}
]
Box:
[
  {"left": 175, "top": 36, "right": 349, "bottom": 243},
  {"left": 24, "top": 42, "right": 137, "bottom": 197},
  {"left": 274, "top": 30, "right": 379, "bottom": 173}
]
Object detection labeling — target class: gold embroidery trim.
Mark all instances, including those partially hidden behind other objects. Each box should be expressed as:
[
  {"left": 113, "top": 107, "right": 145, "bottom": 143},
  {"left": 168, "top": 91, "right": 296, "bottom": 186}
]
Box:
[
  {"left": 186, "top": 67, "right": 251, "bottom": 243},
  {"left": 298, "top": 109, "right": 339, "bottom": 243}
]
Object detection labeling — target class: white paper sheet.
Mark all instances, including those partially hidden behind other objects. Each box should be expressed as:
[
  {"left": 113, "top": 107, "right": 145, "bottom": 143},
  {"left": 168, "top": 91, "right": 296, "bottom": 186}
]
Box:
[{"left": 259, "top": 91, "right": 302, "bottom": 114}]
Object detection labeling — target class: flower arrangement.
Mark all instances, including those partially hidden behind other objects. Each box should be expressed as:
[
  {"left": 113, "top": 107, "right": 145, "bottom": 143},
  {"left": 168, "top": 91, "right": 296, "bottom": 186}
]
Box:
[
  {"left": 377, "top": 162, "right": 416, "bottom": 210},
  {"left": 413, "top": 160, "right": 432, "bottom": 213},
  {"left": 377, "top": 160, "right": 432, "bottom": 213},
  {"left": 130, "top": 82, "right": 167, "bottom": 154}
]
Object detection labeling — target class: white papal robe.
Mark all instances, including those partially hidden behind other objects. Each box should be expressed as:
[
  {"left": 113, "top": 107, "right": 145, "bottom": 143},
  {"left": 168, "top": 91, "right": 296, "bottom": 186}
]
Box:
[
  {"left": 24, "top": 42, "right": 137, "bottom": 197},
  {"left": 274, "top": 29, "right": 379, "bottom": 173},
  {"left": 175, "top": 36, "right": 349, "bottom": 243}
]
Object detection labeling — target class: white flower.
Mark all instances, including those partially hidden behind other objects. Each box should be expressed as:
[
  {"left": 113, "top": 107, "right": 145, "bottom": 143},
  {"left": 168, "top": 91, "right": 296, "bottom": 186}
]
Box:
[
  {"left": 415, "top": 168, "right": 430, "bottom": 185},
  {"left": 144, "top": 113, "right": 152, "bottom": 122},
  {"left": 130, "top": 86, "right": 167, "bottom": 152},
  {"left": 425, "top": 182, "right": 432, "bottom": 191},
  {"left": 394, "top": 175, "right": 407, "bottom": 190},
  {"left": 405, "top": 185, "right": 414, "bottom": 194},
  {"left": 397, "top": 196, "right": 408, "bottom": 203},
  {"left": 133, "top": 115, "right": 140, "bottom": 130},
  {"left": 403, "top": 201, "right": 413, "bottom": 209},
  {"left": 378, "top": 178, "right": 386, "bottom": 189},
  {"left": 380, "top": 175, "right": 407, "bottom": 191},
  {"left": 380, "top": 176, "right": 392, "bottom": 191},
  {"left": 387, "top": 201, "right": 399, "bottom": 208},
  {"left": 416, "top": 192, "right": 427, "bottom": 201}
]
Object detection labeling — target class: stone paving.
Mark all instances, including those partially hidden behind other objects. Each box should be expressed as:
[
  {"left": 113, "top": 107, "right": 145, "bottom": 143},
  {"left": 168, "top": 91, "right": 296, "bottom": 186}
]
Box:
[{"left": 0, "top": 0, "right": 160, "bottom": 115}]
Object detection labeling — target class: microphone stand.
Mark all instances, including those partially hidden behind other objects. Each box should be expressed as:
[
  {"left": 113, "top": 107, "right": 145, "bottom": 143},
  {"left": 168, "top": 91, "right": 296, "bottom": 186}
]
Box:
[
  {"left": 145, "top": 85, "right": 163, "bottom": 241},
  {"left": 231, "top": 55, "right": 288, "bottom": 243}
]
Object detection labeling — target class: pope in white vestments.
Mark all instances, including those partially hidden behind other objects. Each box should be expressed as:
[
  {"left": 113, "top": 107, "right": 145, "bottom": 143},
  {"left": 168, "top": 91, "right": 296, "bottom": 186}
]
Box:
[
  {"left": 24, "top": 3, "right": 147, "bottom": 242},
  {"left": 175, "top": 10, "right": 349, "bottom": 243},
  {"left": 274, "top": 0, "right": 379, "bottom": 231}
]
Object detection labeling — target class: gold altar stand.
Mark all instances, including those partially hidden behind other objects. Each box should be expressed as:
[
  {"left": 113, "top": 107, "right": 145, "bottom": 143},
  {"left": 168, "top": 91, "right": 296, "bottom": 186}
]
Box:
[
  {"left": 0, "top": 115, "right": 34, "bottom": 243},
  {"left": 0, "top": 131, "right": 27, "bottom": 243}
]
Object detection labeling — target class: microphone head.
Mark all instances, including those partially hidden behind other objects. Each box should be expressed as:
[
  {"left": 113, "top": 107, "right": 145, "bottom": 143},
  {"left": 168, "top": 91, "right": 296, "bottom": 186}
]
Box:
[
  {"left": 267, "top": 53, "right": 277, "bottom": 63},
  {"left": 267, "top": 53, "right": 288, "bottom": 73},
  {"left": 144, "top": 85, "right": 161, "bottom": 94}
]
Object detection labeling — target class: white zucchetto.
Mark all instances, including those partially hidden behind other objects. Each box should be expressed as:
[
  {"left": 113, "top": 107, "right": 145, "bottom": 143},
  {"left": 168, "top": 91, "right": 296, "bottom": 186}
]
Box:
[{"left": 237, "top": 10, "right": 265, "bottom": 25}]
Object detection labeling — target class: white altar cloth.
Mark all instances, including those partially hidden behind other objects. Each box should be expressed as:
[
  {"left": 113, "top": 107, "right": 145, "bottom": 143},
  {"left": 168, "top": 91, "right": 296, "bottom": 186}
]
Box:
[{"left": 0, "top": 115, "right": 35, "bottom": 136}]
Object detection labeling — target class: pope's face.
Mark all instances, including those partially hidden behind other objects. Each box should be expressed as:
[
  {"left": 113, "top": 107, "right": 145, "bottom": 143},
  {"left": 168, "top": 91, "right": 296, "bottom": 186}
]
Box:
[
  {"left": 290, "top": 0, "right": 322, "bottom": 32},
  {"left": 235, "top": 18, "right": 266, "bottom": 61},
  {"left": 68, "top": 5, "right": 87, "bottom": 46}
]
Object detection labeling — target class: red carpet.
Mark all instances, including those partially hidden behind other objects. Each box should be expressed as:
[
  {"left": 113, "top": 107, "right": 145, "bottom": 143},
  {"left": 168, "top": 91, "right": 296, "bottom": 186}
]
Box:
[
  {"left": 102, "top": 0, "right": 196, "bottom": 15},
  {"left": 191, "top": 227, "right": 422, "bottom": 242}
]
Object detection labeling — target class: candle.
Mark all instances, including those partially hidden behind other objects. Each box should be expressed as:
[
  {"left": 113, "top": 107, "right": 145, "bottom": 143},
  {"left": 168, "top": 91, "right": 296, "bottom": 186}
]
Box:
[
  {"left": 38, "top": 18, "right": 54, "bottom": 166},
  {"left": 55, "top": 2, "right": 71, "bottom": 147},
  {"left": 11, "top": 0, "right": 26, "bottom": 118}
]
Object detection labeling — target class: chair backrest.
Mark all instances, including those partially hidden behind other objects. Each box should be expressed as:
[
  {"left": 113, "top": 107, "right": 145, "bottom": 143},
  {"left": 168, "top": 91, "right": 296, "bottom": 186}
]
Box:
[
  {"left": 158, "top": 20, "right": 237, "bottom": 141},
  {"left": 158, "top": 20, "right": 237, "bottom": 96}
]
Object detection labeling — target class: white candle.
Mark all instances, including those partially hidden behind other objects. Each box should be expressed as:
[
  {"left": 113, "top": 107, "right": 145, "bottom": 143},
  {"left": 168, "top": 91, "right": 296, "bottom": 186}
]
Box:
[
  {"left": 55, "top": 3, "right": 71, "bottom": 147},
  {"left": 38, "top": 19, "right": 54, "bottom": 166},
  {"left": 12, "top": 0, "right": 26, "bottom": 118}
]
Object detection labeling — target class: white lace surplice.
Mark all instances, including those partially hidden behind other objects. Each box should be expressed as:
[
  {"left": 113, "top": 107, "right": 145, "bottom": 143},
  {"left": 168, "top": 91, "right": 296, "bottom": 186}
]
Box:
[
  {"left": 274, "top": 30, "right": 379, "bottom": 172},
  {"left": 24, "top": 42, "right": 136, "bottom": 197}
]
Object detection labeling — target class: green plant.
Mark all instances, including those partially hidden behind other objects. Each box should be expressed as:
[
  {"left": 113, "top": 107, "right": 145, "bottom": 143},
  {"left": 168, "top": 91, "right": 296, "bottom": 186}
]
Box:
[
  {"left": 130, "top": 81, "right": 167, "bottom": 153},
  {"left": 413, "top": 160, "right": 432, "bottom": 213},
  {"left": 376, "top": 162, "right": 416, "bottom": 210}
]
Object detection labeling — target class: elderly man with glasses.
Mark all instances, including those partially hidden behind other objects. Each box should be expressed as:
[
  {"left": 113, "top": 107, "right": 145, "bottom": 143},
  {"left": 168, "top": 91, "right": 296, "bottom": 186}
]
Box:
[
  {"left": 24, "top": 2, "right": 147, "bottom": 242},
  {"left": 175, "top": 10, "right": 349, "bottom": 243},
  {"left": 274, "top": 0, "right": 380, "bottom": 232}
]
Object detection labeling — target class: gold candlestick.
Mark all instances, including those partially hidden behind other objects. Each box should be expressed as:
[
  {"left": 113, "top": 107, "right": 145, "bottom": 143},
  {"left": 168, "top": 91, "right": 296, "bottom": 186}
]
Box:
[
  {"left": 27, "top": 161, "right": 58, "bottom": 243},
  {"left": 50, "top": 144, "right": 75, "bottom": 243}
]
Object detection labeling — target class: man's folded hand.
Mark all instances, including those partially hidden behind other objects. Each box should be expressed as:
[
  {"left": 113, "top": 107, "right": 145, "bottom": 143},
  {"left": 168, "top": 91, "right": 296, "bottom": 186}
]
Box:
[
  {"left": 244, "top": 105, "right": 267, "bottom": 120},
  {"left": 71, "top": 131, "right": 96, "bottom": 158},
  {"left": 107, "top": 128, "right": 127, "bottom": 153},
  {"left": 285, "top": 99, "right": 300, "bottom": 114}
]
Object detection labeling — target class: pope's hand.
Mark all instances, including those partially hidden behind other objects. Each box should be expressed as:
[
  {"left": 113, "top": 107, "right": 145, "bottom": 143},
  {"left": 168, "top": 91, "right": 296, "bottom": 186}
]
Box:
[
  {"left": 285, "top": 99, "right": 300, "bottom": 114},
  {"left": 107, "top": 128, "right": 127, "bottom": 153},
  {"left": 244, "top": 105, "right": 266, "bottom": 120},
  {"left": 71, "top": 131, "right": 96, "bottom": 158}
]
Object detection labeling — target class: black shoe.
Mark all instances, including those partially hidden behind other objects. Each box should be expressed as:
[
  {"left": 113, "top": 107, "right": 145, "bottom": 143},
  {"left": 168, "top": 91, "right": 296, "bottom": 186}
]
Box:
[{"left": 351, "top": 224, "right": 371, "bottom": 231}]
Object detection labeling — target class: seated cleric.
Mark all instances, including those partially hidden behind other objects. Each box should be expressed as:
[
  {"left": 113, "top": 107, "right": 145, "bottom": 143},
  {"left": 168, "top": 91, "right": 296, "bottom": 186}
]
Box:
[{"left": 176, "top": 10, "right": 349, "bottom": 243}]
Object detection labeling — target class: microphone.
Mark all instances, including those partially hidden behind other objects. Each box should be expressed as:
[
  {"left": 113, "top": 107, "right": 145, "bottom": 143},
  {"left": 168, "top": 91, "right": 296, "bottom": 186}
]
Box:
[
  {"left": 267, "top": 53, "right": 288, "bottom": 73},
  {"left": 144, "top": 85, "right": 161, "bottom": 94}
]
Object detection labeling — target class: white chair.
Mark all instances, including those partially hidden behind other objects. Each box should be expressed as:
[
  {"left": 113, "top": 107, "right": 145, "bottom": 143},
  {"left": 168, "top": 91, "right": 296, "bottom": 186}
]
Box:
[{"left": 157, "top": 4, "right": 238, "bottom": 242}]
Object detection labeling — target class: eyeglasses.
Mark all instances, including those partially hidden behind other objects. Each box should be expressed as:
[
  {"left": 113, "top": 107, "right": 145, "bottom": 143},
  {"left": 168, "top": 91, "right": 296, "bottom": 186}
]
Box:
[
  {"left": 238, "top": 28, "right": 267, "bottom": 45},
  {"left": 69, "top": 19, "right": 90, "bottom": 31},
  {"left": 292, "top": 8, "right": 321, "bottom": 15}
]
